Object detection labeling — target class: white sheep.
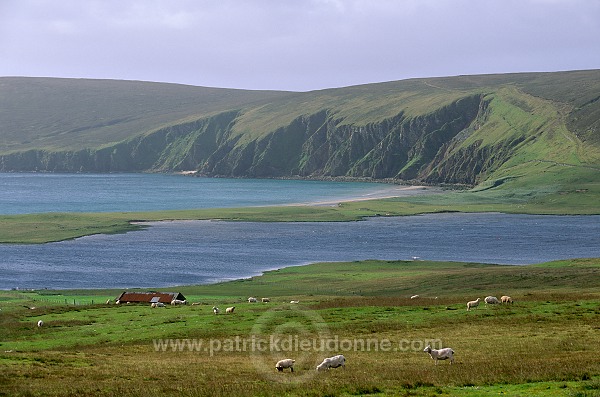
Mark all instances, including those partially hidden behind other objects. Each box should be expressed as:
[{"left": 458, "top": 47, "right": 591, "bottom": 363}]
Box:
[
  {"left": 261, "top": 298, "right": 270, "bottom": 303},
  {"left": 410, "top": 295, "right": 420, "bottom": 299},
  {"left": 466, "top": 298, "right": 481, "bottom": 311},
  {"left": 212, "top": 306, "right": 220, "bottom": 314},
  {"left": 225, "top": 306, "right": 235, "bottom": 313},
  {"left": 151, "top": 302, "right": 165, "bottom": 308},
  {"left": 171, "top": 299, "right": 187, "bottom": 305},
  {"left": 248, "top": 297, "right": 257, "bottom": 303},
  {"left": 424, "top": 345, "right": 455, "bottom": 365},
  {"left": 290, "top": 300, "right": 300, "bottom": 304},
  {"left": 316, "top": 354, "right": 346, "bottom": 371},
  {"left": 37, "top": 320, "right": 44, "bottom": 327},
  {"left": 485, "top": 296, "right": 500, "bottom": 305},
  {"left": 501, "top": 295, "right": 513, "bottom": 304},
  {"left": 275, "top": 358, "right": 295, "bottom": 372}
]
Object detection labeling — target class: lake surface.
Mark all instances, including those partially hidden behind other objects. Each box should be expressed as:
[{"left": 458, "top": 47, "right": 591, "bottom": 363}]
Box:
[
  {"left": 0, "top": 173, "right": 422, "bottom": 214},
  {"left": 2, "top": 213, "right": 599, "bottom": 290},
  {"left": 1, "top": 173, "right": 598, "bottom": 290}
]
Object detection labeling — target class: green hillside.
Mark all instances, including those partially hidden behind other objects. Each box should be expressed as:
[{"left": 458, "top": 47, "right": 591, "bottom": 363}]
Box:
[
  {"left": 0, "top": 77, "right": 290, "bottom": 152},
  {"left": 1, "top": 71, "right": 599, "bottom": 197}
]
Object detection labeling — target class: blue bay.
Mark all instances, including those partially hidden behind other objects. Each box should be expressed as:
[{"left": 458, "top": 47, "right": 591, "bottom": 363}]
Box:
[
  {"left": 1, "top": 213, "right": 599, "bottom": 290},
  {"left": 0, "top": 173, "right": 410, "bottom": 214},
  {"left": 1, "top": 173, "right": 598, "bottom": 290}
]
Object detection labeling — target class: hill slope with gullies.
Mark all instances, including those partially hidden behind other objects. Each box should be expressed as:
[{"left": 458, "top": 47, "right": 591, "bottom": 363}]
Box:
[{"left": 1, "top": 71, "right": 599, "bottom": 192}]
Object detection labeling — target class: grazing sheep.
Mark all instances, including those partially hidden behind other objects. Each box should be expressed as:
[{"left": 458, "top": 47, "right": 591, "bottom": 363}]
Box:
[
  {"left": 171, "top": 299, "right": 187, "bottom": 306},
  {"left": 248, "top": 297, "right": 257, "bottom": 303},
  {"left": 410, "top": 295, "right": 420, "bottom": 300},
  {"left": 115, "top": 300, "right": 121, "bottom": 305},
  {"left": 151, "top": 302, "right": 165, "bottom": 308},
  {"left": 212, "top": 306, "right": 220, "bottom": 314},
  {"left": 225, "top": 306, "right": 235, "bottom": 313},
  {"left": 501, "top": 295, "right": 513, "bottom": 304},
  {"left": 424, "top": 345, "right": 455, "bottom": 365},
  {"left": 290, "top": 300, "right": 300, "bottom": 304},
  {"left": 275, "top": 358, "right": 295, "bottom": 372},
  {"left": 37, "top": 320, "right": 44, "bottom": 327},
  {"left": 466, "top": 298, "right": 481, "bottom": 311},
  {"left": 261, "top": 298, "right": 270, "bottom": 303},
  {"left": 485, "top": 296, "right": 500, "bottom": 305},
  {"left": 316, "top": 354, "right": 346, "bottom": 371}
]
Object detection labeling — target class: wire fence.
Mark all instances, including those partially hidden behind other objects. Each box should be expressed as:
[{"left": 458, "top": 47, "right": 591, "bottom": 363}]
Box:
[
  {"left": 32, "top": 298, "right": 107, "bottom": 306},
  {"left": 7, "top": 294, "right": 114, "bottom": 307}
]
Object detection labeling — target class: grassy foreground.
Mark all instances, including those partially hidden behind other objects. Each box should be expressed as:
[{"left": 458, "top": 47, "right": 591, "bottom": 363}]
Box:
[{"left": 1, "top": 259, "right": 600, "bottom": 396}]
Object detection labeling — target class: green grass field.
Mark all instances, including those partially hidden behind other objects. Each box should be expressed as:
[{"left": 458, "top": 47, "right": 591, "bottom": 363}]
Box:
[{"left": 1, "top": 259, "right": 599, "bottom": 396}]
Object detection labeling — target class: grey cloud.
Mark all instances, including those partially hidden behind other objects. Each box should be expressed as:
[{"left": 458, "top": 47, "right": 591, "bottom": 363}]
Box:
[{"left": 0, "top": 0, "right": 598, "bottom": 91}]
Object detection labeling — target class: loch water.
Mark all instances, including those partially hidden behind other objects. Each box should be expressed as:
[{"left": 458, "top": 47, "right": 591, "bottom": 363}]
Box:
[
  {"left": 0, "top": 173, "right": 415, "bottom": 214},
  {"left": 1, "top": 173, "right": 598, "bottom": 290}
]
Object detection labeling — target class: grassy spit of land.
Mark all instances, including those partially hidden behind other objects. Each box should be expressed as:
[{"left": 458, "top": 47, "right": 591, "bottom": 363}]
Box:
[
  {"left": 1, "top": 258, "right": 600, "bottom": 396},
  {"left": 1, "top": 174, "right": 599, "bottom": 244}
]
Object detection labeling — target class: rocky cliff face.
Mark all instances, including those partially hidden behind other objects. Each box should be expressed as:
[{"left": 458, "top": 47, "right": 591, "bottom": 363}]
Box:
[{"left": 0, "top": 94, "right": 531, "bottom": 186}]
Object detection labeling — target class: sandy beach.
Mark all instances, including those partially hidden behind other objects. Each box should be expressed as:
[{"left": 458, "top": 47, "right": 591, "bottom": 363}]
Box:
[{"left": 302, "top": 185, "right": 442, "bottom": 206}]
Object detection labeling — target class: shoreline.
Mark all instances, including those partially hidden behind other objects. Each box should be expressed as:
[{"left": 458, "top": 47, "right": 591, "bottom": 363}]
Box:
[{"left": 300, "top": 185, "right": 442, "bottom": 206}]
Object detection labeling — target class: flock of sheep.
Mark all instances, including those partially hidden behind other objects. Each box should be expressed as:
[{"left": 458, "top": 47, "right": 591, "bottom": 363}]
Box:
[
  {"left": 274, "top": 346, "right": 455, "bottom": 373},
  {"left": 35, "top": 293, "right": 515, "bottom": 373},
  {"left": 211, "top": 296, "right": 274, "bottom": 314},
  {"left": 149, "top": 295, "right": 352, "bottom": 373},
  {"left": 250, "top": 294, "right": 474, "bottom": 372},
  {"left": 466, "top": 295, "right": 513, "bottom": 311},
  {"left": 275, "top": 354, "right": 347, "bottom": 372}
]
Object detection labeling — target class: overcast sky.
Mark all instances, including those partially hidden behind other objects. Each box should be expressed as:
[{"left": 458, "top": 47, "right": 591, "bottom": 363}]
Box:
[{"left": 1, "top": 0, "right": 599, "bottom": 91}]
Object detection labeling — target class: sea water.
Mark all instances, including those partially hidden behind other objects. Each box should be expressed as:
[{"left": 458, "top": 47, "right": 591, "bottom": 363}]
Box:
[
  {"left": 1, "top": 173, "right": 598, "bottom": 290},
  {"left": 1, "top": 212, "right": 599, "bottom": 290},
  {"left": 0, "top": 173, "right": 415, "bottom": 214}
]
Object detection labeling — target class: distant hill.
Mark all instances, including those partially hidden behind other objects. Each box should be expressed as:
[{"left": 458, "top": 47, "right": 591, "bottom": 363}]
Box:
[
  {"left": 0, "top": 77, "right": 290, "bottom": 152},
  {"left": 1, "top": 71, "right": 599, "bottom": 192}
]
